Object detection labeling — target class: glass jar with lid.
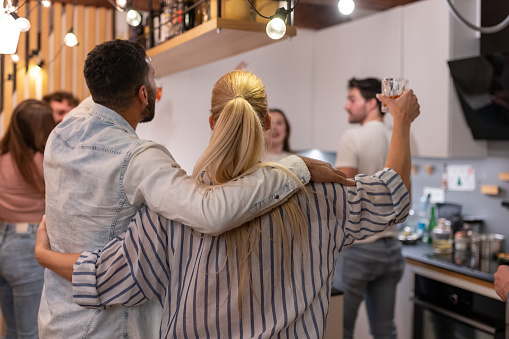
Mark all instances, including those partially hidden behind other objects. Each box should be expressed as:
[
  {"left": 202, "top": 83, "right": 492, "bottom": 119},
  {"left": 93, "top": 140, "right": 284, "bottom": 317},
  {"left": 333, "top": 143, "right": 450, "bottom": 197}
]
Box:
[{"left": 432, "top": 218, "right": 453, "bottom": 254}]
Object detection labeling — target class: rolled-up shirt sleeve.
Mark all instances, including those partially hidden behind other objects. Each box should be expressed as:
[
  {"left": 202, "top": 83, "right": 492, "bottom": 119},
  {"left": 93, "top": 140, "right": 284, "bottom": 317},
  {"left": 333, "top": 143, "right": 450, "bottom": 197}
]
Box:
[
  {"left": 73, "top": 207, "right": 169, "bottom": 309},
  {"left": 124, "top": 144, "right": 310, "bottom": 235},
  {"left": 338, "top": 168, "right": 410, "bottom": 245}
]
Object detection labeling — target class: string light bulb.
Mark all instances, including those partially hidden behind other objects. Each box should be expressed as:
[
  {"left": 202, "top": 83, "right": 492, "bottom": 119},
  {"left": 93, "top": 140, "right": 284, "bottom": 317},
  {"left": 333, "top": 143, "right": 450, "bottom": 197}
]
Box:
[
  {"left": 266, "top": 7, "right": 289, "bottom": 40},
  {"left": 338, "top": 0, "right": 355, "bottom": 15},
  {"left": 41, "top": 0, "right": 52, "bottom": 8},
  {"left": 245, "top": 0, "right": 298, "bottom": 40},
  {"left": 116, "top": 0, "right": 127, "bottom": 9},
  {"left": 11, "top": 12, "right": 31, "bottom": 31},
  {"left": 64, "top": 28, "right": 79, "bottom": 47},
  {"left": 30, "top": 60, "right": 44, "bottom": 76},
  {"left": 126, "top": 9, "right": 141, "bottom": 26},
  {"left": 11, "top": 53, "right": 19, "bottom": 62}
]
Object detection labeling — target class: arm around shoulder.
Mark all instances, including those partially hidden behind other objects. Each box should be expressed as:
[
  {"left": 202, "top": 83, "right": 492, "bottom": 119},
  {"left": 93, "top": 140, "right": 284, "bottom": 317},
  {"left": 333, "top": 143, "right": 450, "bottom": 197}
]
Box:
[{"left": 124, "top": 146, "right": 312, "bottom": 235}]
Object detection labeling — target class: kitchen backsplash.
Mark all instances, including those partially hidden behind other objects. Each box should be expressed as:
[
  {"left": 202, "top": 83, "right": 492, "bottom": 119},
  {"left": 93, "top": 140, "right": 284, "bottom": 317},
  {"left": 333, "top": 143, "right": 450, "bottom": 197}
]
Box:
[{"left": 410, "top": 141, "right": 509, "bottom": 241}]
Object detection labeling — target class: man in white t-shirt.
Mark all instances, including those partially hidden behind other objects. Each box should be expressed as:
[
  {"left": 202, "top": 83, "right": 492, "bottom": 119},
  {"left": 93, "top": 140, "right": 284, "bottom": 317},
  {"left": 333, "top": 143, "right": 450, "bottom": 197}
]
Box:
[{"left": 333, "top": 77, "right": 405, "bottom": 339}]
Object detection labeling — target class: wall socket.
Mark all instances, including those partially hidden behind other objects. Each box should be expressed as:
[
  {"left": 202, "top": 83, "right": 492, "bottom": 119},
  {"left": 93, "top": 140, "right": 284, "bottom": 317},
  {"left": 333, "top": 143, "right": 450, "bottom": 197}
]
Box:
[{"left": 423, "top": 187, "right": 445, "bottom": 204}]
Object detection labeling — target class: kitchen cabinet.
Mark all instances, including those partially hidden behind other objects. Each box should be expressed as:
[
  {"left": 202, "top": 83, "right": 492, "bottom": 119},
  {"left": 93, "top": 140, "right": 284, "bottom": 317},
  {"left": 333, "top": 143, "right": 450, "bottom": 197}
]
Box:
[
  {"left": 402, "top": 0, "right": 487, "bottom": 158},
  {"left": 313, "top": 0, "right": 487, "bottom": 158},
  {"left": 147, "top": 18, "right": 297, "bottom": 77}
]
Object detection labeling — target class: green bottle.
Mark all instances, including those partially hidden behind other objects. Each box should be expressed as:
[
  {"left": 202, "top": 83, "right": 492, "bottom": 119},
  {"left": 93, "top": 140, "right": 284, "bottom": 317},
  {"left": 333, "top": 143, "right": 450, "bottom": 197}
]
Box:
[{"left": 427, "top": 205, "right": 437, "bottom": 244}]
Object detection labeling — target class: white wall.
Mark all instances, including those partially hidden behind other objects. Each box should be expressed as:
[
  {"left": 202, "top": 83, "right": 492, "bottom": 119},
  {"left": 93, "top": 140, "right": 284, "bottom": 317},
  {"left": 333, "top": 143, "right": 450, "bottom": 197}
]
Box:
[
  {"left": 313, "top": 7, "right": 403, "bottom": 151},
  {"left": 137, "top": 29, "right": 316, "bottom": 172}
]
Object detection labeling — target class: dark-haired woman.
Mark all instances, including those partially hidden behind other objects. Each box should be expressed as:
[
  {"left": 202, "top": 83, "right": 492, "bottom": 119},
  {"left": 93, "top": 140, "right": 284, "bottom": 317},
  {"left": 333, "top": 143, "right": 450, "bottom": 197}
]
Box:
[
  {"left": 0, "top": 99, "right": 56, "bottom": 339},
  {"left": 263, "top": 108, "right": 294, "bottom": 161}
]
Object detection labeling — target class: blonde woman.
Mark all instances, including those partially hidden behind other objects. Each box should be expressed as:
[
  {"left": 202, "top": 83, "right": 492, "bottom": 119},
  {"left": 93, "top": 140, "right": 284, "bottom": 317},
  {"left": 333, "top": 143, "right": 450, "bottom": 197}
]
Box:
[{"left": 36, "top": 70, "right": 419, "bottom": 338}]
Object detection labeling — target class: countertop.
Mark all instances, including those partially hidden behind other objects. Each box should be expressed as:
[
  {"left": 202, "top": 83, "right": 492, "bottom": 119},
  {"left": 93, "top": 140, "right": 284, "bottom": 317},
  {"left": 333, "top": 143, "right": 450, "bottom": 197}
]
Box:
[{"left": 401, "top": 242, "right": 498, "bottom": 282}]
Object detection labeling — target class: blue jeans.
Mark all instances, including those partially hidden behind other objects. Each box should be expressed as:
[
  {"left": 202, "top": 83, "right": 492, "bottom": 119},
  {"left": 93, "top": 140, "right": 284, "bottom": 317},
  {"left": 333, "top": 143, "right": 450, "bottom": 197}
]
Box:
[
  {"left": 0, "top": 222, "right": 44, "bottom": 339},
  {"left": 333, "top": 237, "right": 404, "bottom": 339}
]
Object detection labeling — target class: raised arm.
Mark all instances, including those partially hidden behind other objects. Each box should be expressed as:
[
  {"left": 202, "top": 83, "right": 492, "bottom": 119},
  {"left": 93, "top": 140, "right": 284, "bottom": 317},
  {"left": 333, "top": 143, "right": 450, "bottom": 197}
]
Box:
[
  {"left": 125, "top": 152, "right": 353, "bottom": 236},
  {"left": 377, "top": 90, "right": 420, "bottom": 190}
]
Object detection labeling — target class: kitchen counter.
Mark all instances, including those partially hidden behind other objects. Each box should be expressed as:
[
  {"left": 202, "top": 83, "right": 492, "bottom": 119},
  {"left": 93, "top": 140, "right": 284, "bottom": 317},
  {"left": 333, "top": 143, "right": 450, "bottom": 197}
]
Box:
[{"left": 401, "top": 242, "right": 497, "bottom": 282}]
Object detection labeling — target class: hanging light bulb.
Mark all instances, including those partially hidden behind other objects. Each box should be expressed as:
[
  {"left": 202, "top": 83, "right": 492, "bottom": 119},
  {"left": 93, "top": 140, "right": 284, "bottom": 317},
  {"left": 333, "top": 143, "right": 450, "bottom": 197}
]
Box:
[
  {"left": 338, "top": 0, "right": 355, "bottom": 15},
  {"left": 10, "top": 12, "right": 31, "bottom": 31},
  {"left": 0, "top": 13, "right": 21, "bottom": 54},
  {"left": 126, "top": 9, "right": 141, "bottom": 26},
  {"left": 16, "top": 17, "right": 31, "bottom": 31},
  {"left": 116, "top": 0, "right": 127, "bottom": 9},
  {"left": 41, "top": 0, "right": 52, "bottom": 8},
  {"left": 64, "top": 29, "right": 79, "bottom": 47},
  {"left": 11, "top": 53, "right": 19, "bottom": 62},
  {"left": 266, "top": 8, "right": 288, "bottom": 40},
  {"left": 30, "top": 60, "right": 44, "bottom": 76}
]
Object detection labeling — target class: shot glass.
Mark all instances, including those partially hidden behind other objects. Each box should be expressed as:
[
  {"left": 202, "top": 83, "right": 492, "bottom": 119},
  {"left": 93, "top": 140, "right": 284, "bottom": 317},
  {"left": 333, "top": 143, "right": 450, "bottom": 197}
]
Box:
[{"left": 381, "top": 78, "right": 408, "bottom": 113}]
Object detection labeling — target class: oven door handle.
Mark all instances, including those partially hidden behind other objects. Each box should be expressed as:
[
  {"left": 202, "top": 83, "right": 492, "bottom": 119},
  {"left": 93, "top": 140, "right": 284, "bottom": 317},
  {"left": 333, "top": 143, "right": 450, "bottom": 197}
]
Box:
[{"left": 413, "top": 297, "right": 497, "bottom": 335}]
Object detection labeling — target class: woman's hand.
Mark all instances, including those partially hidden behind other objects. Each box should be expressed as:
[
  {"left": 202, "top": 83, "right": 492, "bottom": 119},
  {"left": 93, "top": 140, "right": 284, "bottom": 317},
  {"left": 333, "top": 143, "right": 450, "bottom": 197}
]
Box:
[
  {"left": 34, "top": 215, "right": 80, "bottom": 281},
  {"left": 35, "top": 215, "right": 52, "bottom": 267},
  {"left": 377, "top": 90, "right": 420, "bottom": 125}
]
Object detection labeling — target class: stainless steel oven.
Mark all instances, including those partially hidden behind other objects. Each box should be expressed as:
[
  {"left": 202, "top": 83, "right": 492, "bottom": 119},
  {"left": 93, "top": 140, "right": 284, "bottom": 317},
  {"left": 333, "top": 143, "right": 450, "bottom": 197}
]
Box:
[{"left": 413, "top": 274, "right": 508, "bottom": 339}]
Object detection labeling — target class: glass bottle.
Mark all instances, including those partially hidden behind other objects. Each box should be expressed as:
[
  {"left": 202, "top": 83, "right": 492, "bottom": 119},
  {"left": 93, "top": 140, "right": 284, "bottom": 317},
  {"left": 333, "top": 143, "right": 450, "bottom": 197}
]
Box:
[
  {"left": 432, "top": 218, "right": 453, "bottom": 253},
  {"left": 427, "top": 205, "right": 437, "bottom": 244},
  {"left": 419, "top": 194, "right": 431, "bottom": 242}
]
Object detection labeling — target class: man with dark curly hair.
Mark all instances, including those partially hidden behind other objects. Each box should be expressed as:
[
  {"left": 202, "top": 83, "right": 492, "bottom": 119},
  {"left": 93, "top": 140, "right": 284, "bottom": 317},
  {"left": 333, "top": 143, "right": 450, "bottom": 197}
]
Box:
[
  {"left": 42, "top": 91, "right": 80, "bottom": 124},
  {"left": 38, "top": 39, "right": 351, "bottom": 338}
]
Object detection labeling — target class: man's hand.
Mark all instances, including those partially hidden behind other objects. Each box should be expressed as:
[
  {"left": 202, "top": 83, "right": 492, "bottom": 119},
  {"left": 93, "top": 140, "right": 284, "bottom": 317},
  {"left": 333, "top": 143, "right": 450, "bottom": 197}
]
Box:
[
  {"left": 495, "top": 265, "right": 509, "bottom": 302},
  {"left": 35, "top": 215, "right": 51, "bottom": 267},
  {"left": 299, "top": 156, "right": 355, "bottom": 186}
]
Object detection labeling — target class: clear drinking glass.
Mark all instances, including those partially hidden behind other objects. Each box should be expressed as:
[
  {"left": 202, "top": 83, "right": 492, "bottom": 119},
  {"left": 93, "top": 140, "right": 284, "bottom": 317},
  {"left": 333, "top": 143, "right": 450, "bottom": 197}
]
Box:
[{"left": 381, "top": 78, "right": 408, "bottom": 113}]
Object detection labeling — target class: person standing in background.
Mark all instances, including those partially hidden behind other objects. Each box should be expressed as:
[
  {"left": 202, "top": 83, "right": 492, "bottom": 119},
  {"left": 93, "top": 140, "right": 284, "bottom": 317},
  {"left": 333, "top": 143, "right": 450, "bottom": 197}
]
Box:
[
  {"left": 333, "top": 77, "right": 405, "bottom": 339},
  {"left": 42, "top": 91, "right": 80, "bottom": 124},
  {"left": 0, "top": 100, "right": 56, "bottom": 339},
  {"left": 263, "top": 108, "right": 294, "bottom": 161}
]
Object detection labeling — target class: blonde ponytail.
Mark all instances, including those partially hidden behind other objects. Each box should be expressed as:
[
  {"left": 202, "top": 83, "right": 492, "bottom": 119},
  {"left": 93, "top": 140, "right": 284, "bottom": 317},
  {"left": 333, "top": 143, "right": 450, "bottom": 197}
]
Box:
[{"left": 193, "top": 70, "right": 308, "bottom": 315}]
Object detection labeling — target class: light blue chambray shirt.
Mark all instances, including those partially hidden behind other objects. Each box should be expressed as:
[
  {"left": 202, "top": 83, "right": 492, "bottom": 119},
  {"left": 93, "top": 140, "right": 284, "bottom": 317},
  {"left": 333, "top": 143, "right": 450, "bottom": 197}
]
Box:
[{"left": 39, "top": 98, "right": 310, "bottom": 338}]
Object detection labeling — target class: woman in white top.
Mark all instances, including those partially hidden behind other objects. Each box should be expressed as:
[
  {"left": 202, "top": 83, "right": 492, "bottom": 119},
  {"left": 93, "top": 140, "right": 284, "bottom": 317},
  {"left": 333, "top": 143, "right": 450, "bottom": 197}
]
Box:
[
  {"left": 36, "top": 70, "right": 420, "bottom": 338},
  {"left": 263, "top": 108, "right": 294, "bottom": 161}
]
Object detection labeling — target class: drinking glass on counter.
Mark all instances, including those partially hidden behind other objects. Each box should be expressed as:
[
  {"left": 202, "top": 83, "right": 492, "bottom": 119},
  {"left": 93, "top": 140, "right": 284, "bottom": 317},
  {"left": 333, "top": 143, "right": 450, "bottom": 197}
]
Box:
[{"left": 381, "top": 78, "right": 409, "bottom": 113}]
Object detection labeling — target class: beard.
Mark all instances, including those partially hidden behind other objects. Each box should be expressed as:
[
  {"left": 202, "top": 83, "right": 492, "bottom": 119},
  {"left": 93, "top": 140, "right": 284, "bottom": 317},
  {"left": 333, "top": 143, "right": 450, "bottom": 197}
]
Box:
[{"left": 140, "top": 86, "right": 156, "bottom": 123}]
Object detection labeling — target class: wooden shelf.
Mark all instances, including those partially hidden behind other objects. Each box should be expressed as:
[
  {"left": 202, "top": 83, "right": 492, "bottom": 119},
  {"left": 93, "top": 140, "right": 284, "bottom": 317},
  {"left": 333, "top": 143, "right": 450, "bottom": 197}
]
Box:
[{"left": 146, "top": 18, "right": 297, "bottom": 77}]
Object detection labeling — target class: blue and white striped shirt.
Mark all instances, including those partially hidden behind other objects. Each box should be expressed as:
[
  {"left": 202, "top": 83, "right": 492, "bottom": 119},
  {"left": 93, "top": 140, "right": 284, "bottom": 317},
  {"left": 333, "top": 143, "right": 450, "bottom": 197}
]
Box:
[{"left": 73, "top": 169, "right": 410, "bottom": 338}]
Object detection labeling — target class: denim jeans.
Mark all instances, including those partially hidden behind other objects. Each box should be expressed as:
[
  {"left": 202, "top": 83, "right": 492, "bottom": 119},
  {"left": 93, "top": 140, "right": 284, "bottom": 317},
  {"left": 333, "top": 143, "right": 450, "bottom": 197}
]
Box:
[
  {"left": 0, "top": 222, "right": 44, "bottom": 339},
  {"left": 333, "top": 237, "right": 405, "bottom": 339}
]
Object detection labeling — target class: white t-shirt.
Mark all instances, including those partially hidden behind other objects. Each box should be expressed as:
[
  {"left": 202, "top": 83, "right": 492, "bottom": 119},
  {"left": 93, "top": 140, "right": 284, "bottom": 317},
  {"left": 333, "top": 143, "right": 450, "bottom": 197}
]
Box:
[
  {"left": 335, "top": 120, "right": 398, "bottom": 242},
  {"left": 335, "top": 120, "right": 391, "bottom": 175}
]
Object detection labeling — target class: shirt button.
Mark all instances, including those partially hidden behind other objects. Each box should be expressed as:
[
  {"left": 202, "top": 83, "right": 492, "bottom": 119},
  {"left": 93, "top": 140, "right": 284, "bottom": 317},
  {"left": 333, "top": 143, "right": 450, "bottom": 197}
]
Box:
[{"left": 300, "top": 178, "right": 305, "bottom": 183}]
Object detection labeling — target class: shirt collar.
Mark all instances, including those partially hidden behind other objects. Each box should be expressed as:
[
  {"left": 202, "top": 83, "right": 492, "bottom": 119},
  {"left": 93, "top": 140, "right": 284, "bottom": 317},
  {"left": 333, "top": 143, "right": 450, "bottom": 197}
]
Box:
[{"left": 89, "top": 103, "right": 137, "bottom": 135}]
